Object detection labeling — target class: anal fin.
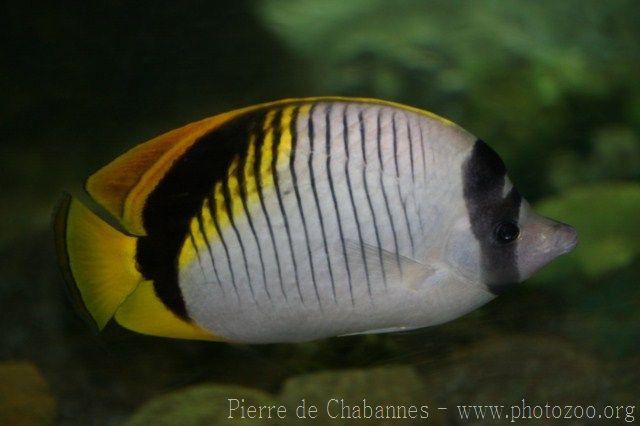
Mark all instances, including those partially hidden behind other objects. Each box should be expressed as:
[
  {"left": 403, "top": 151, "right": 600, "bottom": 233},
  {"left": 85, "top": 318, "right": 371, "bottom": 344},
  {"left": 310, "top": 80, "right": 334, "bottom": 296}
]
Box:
[{"left": 114, "top": 281, "right": 220, "bottom": 341}]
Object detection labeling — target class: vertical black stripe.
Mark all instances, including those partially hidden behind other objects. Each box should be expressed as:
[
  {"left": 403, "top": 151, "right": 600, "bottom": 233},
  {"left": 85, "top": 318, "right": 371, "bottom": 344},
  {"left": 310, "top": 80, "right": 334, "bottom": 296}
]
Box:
[
  {"left": 406, "top": 114, "right": 425, "bottom": 237},
  {"left": 326, "top": 103, "right": 353, "bottom": 305},
  {"left": 196, "top": 211, "right": 224, "bottom": 295},
  {"left": 271, "top": 108, "right": 304, "bottom": 304},
  {"left": 418, "top": 120, "right": 428, "bottom": 188},
  {"left": 463, "top": 139, "right": 522, "bottom": 294},
  {"left": 254, "top": 113, "right": 287, "bottom": 300},
  {"left": 308, "top": 103, "right": 334, "bottom": 303},
  {"left": 289, "top": 105, "right": 322, "bottom": 306},
  {"left": 417, "top": 120, "right": 428, "bottom": 234},
  {"left": 344, "top": 105, "right": 371, "bottom": 297},
  {"left": 392, "top": 113, "right": 415, "bottom": 257},
  {"left": 358, "top": 109, "right": 387, "bottom": 289},
  {"left": 188, "top": 228, "right": 207, "bottom": 283},
  {"left": 392, "top": 112, "right": 401, "bottom": 178},
  {"left": 377, "top": 109, "right": 402, "bottom": 273},
  {"left": 136, "top": 109, "right": 281, "bottom": 319},
  {"left": 222, "top": 170, "right": 256, "bottom": 303},
  {"left": 406, "top": 115, "right": 415, "bottom": 183},
  {"left": 207, "top": 194, "right": 240, "bottom": 302},
  {"left": 237, "top": 140, "right": 271, "bottom": 301}
]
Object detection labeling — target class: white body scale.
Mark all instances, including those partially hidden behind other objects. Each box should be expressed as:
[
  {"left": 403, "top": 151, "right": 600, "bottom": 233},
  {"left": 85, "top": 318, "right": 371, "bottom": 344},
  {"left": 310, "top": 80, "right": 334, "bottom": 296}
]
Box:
[{"left": 178, "top": 102, "right": 494, "bottom": 343}]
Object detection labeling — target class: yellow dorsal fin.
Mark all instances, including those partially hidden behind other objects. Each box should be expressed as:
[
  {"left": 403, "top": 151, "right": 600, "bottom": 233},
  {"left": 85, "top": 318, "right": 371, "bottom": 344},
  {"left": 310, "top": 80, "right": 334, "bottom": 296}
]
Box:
[{"left": 85, "top": 97, "right": 453, "bottom": 235}]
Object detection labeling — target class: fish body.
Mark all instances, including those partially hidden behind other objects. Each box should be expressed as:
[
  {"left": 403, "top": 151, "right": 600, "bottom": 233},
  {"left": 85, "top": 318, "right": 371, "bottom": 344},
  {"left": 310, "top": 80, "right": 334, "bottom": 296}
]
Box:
[{"left": 54, "top": 97, "right": 577, "bottom": 343}]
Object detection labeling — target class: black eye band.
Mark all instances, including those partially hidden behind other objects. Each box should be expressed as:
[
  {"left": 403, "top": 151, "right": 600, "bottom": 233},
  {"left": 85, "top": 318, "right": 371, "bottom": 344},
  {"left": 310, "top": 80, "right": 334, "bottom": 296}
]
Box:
[{"left": 494, "top": 220, "right": 520, "bottom": 244}]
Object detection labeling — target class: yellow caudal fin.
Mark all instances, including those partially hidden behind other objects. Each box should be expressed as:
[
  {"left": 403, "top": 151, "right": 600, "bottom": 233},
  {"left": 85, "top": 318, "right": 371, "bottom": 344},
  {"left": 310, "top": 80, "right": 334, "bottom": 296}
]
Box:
[
  {"left": 54, "top": 193, "right": 219, "bottom": 341},
  {"left": 54, "top": 193, "right": 142, "bottom": 330}
]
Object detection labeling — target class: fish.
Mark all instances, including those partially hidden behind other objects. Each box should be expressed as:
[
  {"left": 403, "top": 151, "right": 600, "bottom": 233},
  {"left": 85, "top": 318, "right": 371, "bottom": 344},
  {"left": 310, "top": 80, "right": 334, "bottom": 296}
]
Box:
[{"left": 53, "top": 97, "right": 578, "bottom": 343}]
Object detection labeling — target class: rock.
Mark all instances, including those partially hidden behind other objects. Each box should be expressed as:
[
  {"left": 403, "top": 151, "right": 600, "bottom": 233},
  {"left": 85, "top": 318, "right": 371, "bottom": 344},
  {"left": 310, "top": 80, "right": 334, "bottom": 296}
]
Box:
[
  {"left": 123, "top": 384, "right": 280, "bottom": 426},
  {"left": 123, "top": 340, "right": 610, "bottom": 426},
  {"left": 124, "top": 366, "right": 441, "bottom": 426},
  {"left": 0, "top": 361, "right": 56, "bottom": 425},
  {"left": 280, "top": 366, "right": 438, "bottom": 425}
]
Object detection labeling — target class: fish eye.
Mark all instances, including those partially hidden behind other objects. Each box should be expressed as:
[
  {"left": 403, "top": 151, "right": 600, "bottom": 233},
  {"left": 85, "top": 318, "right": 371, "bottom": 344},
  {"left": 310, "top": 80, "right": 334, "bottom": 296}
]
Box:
[{"left": 494, "top": 220, "right": 520, "bottom": 244}]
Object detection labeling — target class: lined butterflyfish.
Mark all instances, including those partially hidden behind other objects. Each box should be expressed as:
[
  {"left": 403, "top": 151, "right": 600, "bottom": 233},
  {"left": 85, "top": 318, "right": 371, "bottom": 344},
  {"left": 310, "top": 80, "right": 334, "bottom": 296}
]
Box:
[{"left": 53, "top": 97, "right": 578, "bottom": 343}]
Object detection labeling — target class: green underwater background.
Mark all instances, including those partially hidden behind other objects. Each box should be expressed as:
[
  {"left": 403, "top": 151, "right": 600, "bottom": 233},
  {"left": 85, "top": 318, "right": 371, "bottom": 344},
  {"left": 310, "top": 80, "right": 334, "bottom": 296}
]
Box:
[{"left": 1, "top": 0, "right": 639, "bottom": 424}]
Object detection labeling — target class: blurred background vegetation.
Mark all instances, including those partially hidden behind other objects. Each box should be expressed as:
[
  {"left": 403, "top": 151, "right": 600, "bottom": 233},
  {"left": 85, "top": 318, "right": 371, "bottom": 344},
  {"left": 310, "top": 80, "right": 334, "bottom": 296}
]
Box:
[{"left": 1, "top": 0, "right": 638, "bottom": 424}]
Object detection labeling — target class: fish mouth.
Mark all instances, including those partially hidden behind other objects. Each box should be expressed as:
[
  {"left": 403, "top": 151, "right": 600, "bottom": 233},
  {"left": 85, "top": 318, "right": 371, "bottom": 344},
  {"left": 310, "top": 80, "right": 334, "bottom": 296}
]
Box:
[
  {"left": 555, "top": 223, "right": 579, "bottom": 255},
  {"left": 504, "top": 219, "right": 578, "bottom": 286}
]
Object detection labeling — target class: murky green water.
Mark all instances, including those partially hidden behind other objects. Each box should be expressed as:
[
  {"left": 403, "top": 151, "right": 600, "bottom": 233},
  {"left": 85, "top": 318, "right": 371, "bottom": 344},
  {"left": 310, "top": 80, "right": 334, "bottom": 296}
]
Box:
[{"left": 2, "top": 1, "right": 638, "bottom": 424}]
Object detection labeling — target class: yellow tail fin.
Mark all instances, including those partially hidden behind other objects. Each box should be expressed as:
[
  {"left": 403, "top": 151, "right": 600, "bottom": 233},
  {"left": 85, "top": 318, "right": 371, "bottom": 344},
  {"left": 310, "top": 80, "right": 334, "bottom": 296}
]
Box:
[
  {"left": 54, "top": 193, "right": 218, "bottom": 341},
  {"left": 54, "top": 193, "right": 142, "bottom": 330}
]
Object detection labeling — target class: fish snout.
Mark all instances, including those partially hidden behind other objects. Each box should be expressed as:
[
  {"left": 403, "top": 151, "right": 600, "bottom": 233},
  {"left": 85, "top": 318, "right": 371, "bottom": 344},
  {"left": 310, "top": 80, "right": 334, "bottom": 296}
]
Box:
[
  {"left": 513, "top": 213, "right": 578, "bottom": 282},
  {"left": 553, "top": 222, "right": 578, "bottom": 255}
]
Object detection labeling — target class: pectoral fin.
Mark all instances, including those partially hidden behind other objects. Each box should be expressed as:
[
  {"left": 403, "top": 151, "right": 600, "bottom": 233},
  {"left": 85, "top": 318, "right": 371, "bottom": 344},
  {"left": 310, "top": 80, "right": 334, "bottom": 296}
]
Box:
[{"left": 343, "top": 239, "right": 436, "bottom": 290}]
